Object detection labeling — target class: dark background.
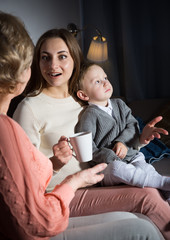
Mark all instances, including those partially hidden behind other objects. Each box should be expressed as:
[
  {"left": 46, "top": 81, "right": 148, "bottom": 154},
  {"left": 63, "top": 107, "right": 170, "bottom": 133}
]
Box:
[
  {"left": 1, "top": 0, "right": 170, "bottom": 107},
  {"left": 81, "top": 0, "right": 170, "bottom": 102}
]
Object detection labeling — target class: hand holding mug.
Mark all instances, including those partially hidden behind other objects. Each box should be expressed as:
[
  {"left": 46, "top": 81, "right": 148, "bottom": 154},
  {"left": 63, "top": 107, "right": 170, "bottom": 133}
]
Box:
[{"left": 50, "top": 136, "right": 73, "bottom": 171}]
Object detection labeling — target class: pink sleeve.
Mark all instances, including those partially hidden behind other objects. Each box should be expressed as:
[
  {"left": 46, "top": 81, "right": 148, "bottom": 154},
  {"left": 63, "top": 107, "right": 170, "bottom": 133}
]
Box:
[{"left": 0, "top": 115, "right": 75, "bottom": 239}]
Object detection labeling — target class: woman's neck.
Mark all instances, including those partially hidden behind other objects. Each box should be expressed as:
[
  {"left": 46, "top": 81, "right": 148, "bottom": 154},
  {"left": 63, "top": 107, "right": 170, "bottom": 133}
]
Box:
[
  {"left": 42, "top": 87, "right": 70, "bottom": 99},
  {"left": 0, "top": 93, "right": 12, "bottom": 114}
]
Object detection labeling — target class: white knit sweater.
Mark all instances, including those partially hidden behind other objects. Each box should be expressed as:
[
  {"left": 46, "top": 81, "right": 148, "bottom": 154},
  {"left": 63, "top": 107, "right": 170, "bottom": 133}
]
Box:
[{"left": 13, "top": 93, "right": 88, "bottom": 191}]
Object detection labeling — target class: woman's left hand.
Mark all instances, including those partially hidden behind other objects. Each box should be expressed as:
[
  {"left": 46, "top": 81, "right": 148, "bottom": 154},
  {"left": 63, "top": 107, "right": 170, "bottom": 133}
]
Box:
[{"left": 61, "top": 163, "right": 107, "bottom": 191}]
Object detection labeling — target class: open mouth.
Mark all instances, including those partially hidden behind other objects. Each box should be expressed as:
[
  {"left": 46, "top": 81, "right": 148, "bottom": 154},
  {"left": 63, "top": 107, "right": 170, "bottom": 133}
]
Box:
[{"left": 49, "top": 72, "right": 62, "bottom": 77}]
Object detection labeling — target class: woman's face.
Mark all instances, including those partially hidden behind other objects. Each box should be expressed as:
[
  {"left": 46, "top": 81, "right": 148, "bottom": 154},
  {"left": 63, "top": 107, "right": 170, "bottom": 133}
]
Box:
[{"left": 39, "top": 37, "right": 74, "bottom": 90}]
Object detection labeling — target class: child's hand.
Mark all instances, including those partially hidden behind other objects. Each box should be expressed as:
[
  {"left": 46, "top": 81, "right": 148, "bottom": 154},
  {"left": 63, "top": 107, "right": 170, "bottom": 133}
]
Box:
[
  {"left": 50, "top": 136, "right": 73, "bottom": 171},
  {"left": 112, "top": 142, "right": 128, "bottom": 159},
  {"left": 139, "top": 116, "right": 169, "bottom": 145}
]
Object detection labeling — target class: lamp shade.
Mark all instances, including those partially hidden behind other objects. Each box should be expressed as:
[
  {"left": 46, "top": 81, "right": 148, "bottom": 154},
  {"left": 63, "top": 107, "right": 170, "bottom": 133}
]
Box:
[{"left": 87, "top": 36, "right": 108, "bottom": 62}]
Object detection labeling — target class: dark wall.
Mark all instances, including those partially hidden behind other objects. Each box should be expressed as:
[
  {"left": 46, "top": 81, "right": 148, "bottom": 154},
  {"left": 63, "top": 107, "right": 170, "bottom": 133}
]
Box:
[
  {"left": 0, "top": 0, "right": 82, "bottom": 44},
  {"left": 81, "top": 0, "right": 170, "bottom": 102},
  {"left": 2, "top": 0, "right": 170, "bottom": 104}
]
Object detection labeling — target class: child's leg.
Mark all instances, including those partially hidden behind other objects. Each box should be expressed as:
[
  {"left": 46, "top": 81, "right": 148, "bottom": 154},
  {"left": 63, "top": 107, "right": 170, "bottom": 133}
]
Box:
[
  {"left": 102, "top": 160, "right": 147, "bottom": 187},
  {"left": 102, "top": 153, "right": 148, "bottom": 187},
  {"left": 130, "top": 152, "right": 156, "bottom": 173},
  {"left": 101, "top": 162, "right": 122, "bottom": 186},
  {"left": 131, "top": 153, "right": 170, "bottom": 203},
  {"left": 102, "top": 153, "right": 170, "bottom": 190}
]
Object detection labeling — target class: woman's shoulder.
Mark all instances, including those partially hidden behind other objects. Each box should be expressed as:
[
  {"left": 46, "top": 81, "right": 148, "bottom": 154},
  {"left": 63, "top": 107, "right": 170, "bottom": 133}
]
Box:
[
  {"left": 14, "top": 93, "right": 48, "bottom": 114},
  {"left": 0, "top": 114, "right": 25, "bottom": 134},
  {"left": 0, "top": 114, "right": 15, "bottom": 123},
  {"left": 21, "top": 93, "right": 45, "bottom": 104}
]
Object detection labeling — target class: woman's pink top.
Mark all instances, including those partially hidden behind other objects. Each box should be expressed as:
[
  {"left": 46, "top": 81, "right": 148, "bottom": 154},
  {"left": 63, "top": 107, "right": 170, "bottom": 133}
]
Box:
[{"left": 0, "top": 114, "right": 75, "bottom": 240}]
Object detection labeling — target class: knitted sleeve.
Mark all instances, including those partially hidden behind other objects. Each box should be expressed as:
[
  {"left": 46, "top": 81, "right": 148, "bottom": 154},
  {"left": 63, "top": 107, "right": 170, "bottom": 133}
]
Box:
[{"left": 0, "top": 115, "right": 74, "bottom": 240}]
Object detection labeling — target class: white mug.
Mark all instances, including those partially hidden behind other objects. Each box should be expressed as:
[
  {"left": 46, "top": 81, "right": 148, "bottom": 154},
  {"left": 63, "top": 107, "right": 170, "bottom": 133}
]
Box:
[{"left": 69, "top": 132, "right": 92, "bottom": 162}]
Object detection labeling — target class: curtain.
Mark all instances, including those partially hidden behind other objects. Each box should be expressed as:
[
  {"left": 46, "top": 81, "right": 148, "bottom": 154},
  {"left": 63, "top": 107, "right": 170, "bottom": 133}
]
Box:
[{"left": 82, "top": 0, "right": 170, "bottom": 102}]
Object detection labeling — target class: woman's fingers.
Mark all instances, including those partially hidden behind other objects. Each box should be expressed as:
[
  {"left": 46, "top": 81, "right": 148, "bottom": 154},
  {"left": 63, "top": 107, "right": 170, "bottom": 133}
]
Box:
[{"left": 90, "top": 163, "right": 107, "bottom": 174}]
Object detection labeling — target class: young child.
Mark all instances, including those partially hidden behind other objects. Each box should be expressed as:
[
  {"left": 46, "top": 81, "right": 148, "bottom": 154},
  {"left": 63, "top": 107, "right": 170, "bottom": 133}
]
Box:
[{"left": 75, "top": 61, "right": 170, "bottom": 203}]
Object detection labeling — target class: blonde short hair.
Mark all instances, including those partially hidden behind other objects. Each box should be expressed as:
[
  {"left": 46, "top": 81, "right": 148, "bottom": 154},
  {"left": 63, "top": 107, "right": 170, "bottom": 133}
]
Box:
[{"left": 0, "top": 11, "right": 34, "bottom": 93}]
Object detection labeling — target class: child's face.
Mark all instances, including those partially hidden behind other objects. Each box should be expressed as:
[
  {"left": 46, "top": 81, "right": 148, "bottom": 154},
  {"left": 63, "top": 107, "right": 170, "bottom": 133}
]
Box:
[{"left": 80, "top": 65, "right": 113, "bottom": 106}]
